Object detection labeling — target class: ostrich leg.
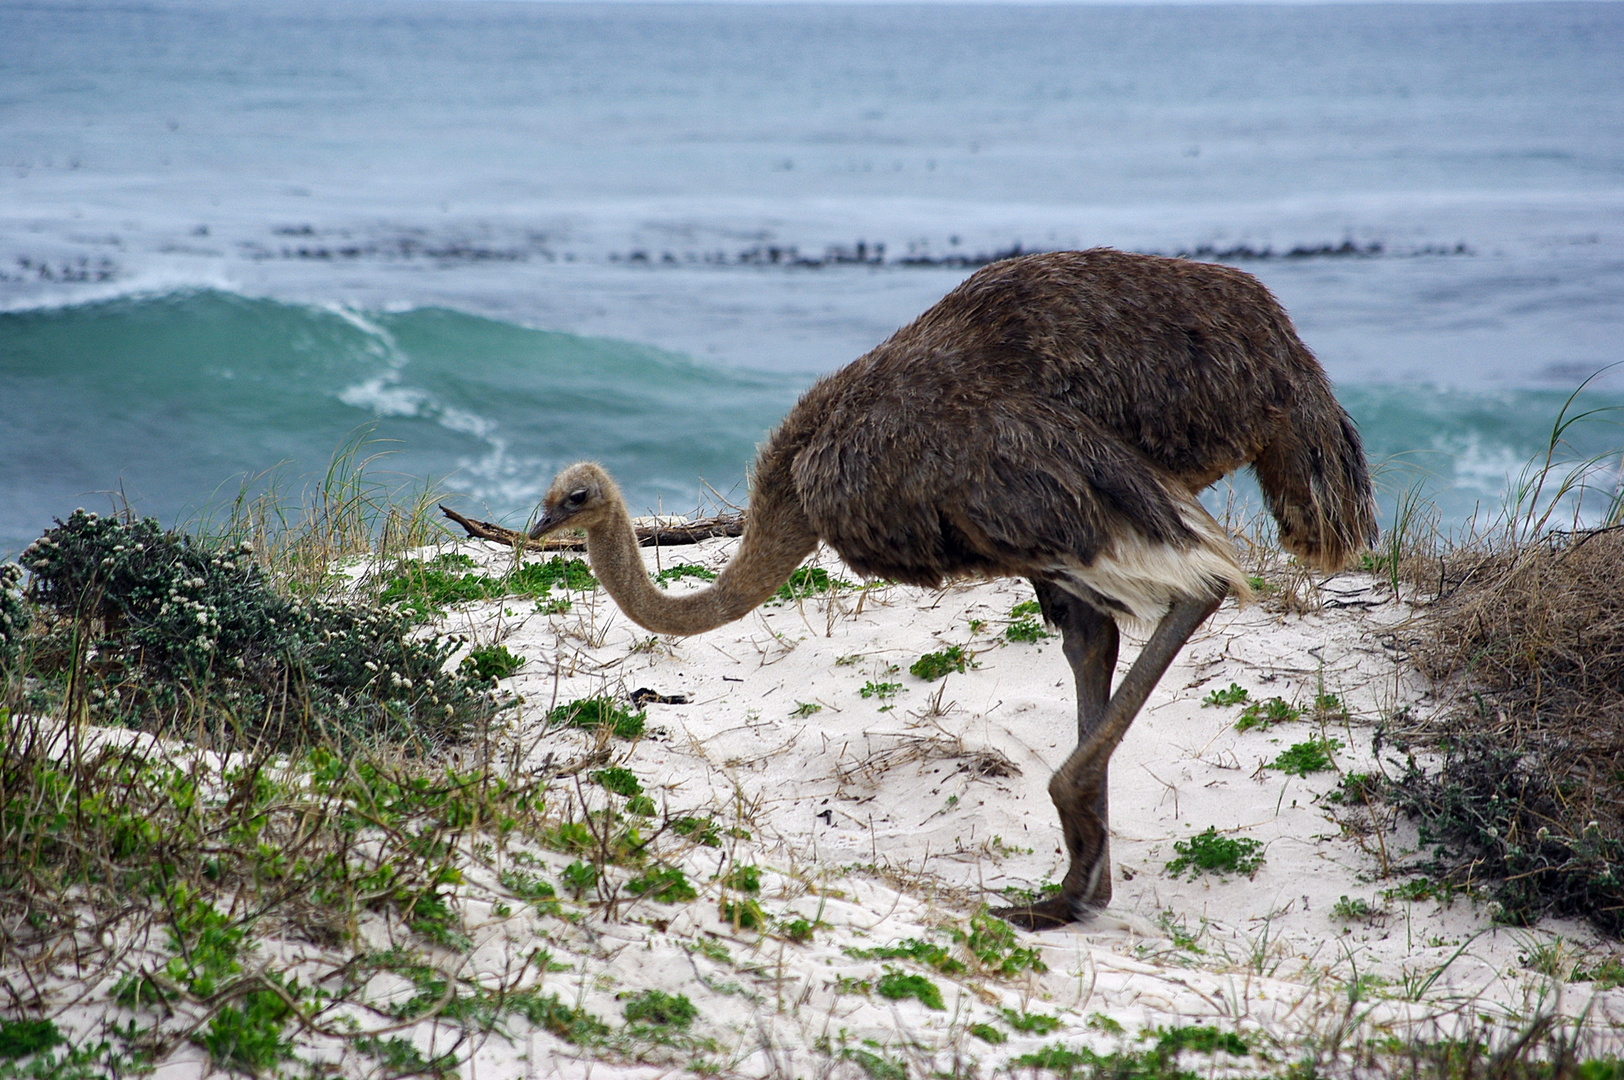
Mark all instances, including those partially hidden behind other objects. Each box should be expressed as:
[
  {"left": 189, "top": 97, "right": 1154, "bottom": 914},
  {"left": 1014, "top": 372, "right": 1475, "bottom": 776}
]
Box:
[{"left": 998, "top": 589, "right": 1222, "bottom": 931}]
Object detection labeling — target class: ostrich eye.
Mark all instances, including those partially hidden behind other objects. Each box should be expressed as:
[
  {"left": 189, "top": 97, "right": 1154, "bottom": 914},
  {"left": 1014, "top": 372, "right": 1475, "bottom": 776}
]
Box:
[{"left": 567, "top": 489, "right": 588, "bottom": 506}]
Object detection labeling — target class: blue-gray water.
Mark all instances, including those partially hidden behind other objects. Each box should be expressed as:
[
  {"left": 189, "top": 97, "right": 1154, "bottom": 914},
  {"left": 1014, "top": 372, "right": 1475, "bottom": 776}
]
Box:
[{"left": 3, "top": 1, "right": 1622, "bottom": 557}]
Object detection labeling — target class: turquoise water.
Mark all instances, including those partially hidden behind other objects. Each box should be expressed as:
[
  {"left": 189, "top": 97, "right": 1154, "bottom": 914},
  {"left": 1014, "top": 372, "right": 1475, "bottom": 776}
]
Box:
[
  {"left": 2, "top": 1, "right": 1622, "bottom": 556},
  {"left": 3, "top": 290, "right": 1618, "bottom": 558},
  {"left": 0, "top": 292, "right": 801, "bottom": 553}
]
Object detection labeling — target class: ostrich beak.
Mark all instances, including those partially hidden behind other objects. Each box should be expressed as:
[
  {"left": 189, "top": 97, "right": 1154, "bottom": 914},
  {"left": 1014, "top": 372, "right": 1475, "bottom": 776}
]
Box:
[{"left": 528, "top": 504, "right": 573, "bottom": 540}]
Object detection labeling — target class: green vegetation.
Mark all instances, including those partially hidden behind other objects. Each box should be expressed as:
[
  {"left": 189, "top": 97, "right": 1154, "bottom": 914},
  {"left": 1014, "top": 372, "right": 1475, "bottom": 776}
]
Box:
[
  {"left": 1155, "top": 909, "right": 1206, "bottom": 954},
  {"left": 845, "top": 936, "right": 963, "bottom": 975},
  {"left": 1328, "top": 771, "right": 1381, "bottom": 806},
  {"left": 791, "top": 700, "right": 822, "bottom": 716},
  {"left": 591, "top": 765, "right": 643, "bottom": 798},
  {"left": 774, "top": 566, "right": 854, "bottom": 602},
  {"left": 654, "top": 563, "right": 717, "bottom": 588},
  {"left": 778, "top": 917, "right": 815, "bottom": 943},
  {"left": 1235, "top": 696, "right": 1300, "bottom": 732},
  {"left": 1332, "top": 895, "right": 1383, "bottom": 922},
  {"left": 1201, "top": 682, "right": 1250, "bottom": 707},
  {"left": 859, "top": 681, "right": 901, "bottom": 700},
  {"left": 1384, "top": 877, "right": 1447, "bottom": 904},
  {"left": 720, "top": 897, "right": 767, "bottom": 930},
  {"left": 909, "top": 644, "right": 970, "bottom": 680},
  {"left": 1271, "top": 736, "right": 1342, "bottom": 776},
  {"left": 845, "top": 912, "right": 1044, "bottom": 980},
  {"left": 380, "top": 551, "right": 596, "bottom": 615},
  {"left": 875, "top": 968, "right": 944, "bottom": 1010},
  {"left": 621, "top": 989, "right": 697, "bottom": 1028},
  {"left": 1001, "top": 1009, "right": 1062, "bottom": 1035},
  {"left": 723, "top": 863, "right": 762, "bottom": 893},
  {"left": 17, "top": 510, "right": 505, "bottom": 749},
  {"left": 562, "top": 859, "right": 599, "bottom": 897},
  {"left": 460, "top": 642, "right": 525, "bottom": 683},
  {"left": 672, "top": 816, "right": 723, "bottom": 847},
  {"left": 1165, "top": 827, "right": 1265, "bottom": 879},
  {"left": 625, "top": 866, "right": 698, "bottom": 903},
  {"left": 1005, "top": 599, "right": 1050, "bottom": 643},
  {"left": 1315, "top": 691, "right": 1349, "bottom": 718},
  {"left": 547, "top": 696, "right": 647, "bottom": 739},
  {"left": 0, "top": 1021, "right": 63, "bottom": 1061},
  {"left": 1009, "top": 1025, "right": 1250, "bottom": 1079}
]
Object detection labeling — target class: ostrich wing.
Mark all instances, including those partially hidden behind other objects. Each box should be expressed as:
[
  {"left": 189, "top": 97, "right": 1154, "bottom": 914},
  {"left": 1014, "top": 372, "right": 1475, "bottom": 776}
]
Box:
[{"left": 791, "top": 389, "right": 1237, "bottom": 617}]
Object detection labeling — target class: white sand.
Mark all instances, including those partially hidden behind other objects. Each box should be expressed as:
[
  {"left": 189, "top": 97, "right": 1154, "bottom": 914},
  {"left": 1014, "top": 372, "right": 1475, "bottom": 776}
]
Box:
[
  {"left": 427, "top": 535, "right": 1623, "bottom": 1077},
  {"left": 24, "top": 535, "right": 1624, "bottom": 1078}
]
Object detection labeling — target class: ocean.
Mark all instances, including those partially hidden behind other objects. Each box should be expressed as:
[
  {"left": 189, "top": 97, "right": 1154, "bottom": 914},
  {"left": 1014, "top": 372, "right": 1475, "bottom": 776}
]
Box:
[{"left": 3, "top": 0, "right": 1622, "bottom": 559}]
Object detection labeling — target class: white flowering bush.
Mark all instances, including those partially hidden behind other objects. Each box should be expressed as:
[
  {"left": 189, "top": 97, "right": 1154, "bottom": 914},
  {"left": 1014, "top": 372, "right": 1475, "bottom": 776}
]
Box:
[
  {"left": 0, "top": 562, "right": 28, "bottom": 671},
  {"left": 18, "top": 510, "right": 504, "bottom": 748}
]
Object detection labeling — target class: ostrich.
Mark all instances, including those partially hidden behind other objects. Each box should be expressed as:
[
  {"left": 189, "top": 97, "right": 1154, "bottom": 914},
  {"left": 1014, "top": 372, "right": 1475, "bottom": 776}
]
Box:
[{"left": 529, "top": 249, "right": 1377, "bottom": 930}]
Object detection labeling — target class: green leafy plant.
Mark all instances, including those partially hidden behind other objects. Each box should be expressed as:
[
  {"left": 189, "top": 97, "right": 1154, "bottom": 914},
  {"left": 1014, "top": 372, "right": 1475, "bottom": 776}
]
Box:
[
  {"left": 562, "top": 860, "right": 598, "bottom": 898},
  {"left": 875, "top": 968, "right": 944, "bottom": 1010},
  {"left": 909, "top": 645, "right": 970, "bottom": 680},
  {"left": 654, "top": 563, "right": 718, "bottom": 588},
  {"left": 460, "top": 642, "right": 524, "bottom": 684},
  {"left": 1004, "top": 600, "right": 1050, "bottom": 642},
  {"left": 626, "top": 866, "right": 698, "bottom": 903},
  {"left": 380, "top": 552, "right": 596, "bottom": 615},
  {"left": 720, "top": 898, "right": 766, "bottom": 930},
  {"left": 778, "top": 917, "right": 814, "bottom": 944},
  {"left": 956, "top": 909, "right": 1047, "bottom": 976},
  {"left": 774, "top": 566, "right": 853, "bottom": 601},
  {"left": 0, "top": 1020, "right": 63, "bottom": 1061},
  {"left": 1235, "top": 696, "right": 1300, "bottom": 732},
  {"left": 1315, "top": 692, "right": 1349, "bottom": 718},
  {"left": 859, "top": 681, "right": 901, "bottom": 700},
  {"left": 968, "top": 1023, "right": 1006, "bottom": 1045},
  {"left": 791, "top": 701, "right": 822, "bottom": 716},
  {"left": 723, "top": 864, "right": 762, "bottom": 893},
  {"left": 621, "top": 989, "right": 698, "bottom": 1028},
  {"left": 591, "top": 766, "right": 643, "bottom": 798},
  {"left": 1328, "top": 771, "right": 1381, "bottom": 806},
  {"left": 1271, "top": 737, "right": 1342, "bottom": 776},
  {"left": 547, "top": 696, "right": 646, "bottom": 739},
  {"left": 1331, "top": 895, "right": 1383, "bottom": 922},
  {"left": 1202, "top": 683, "right": 1249, "bottom": 707},
  {"left": 845, "top": 937, "right": 962, "bottom": 975},
  {"left": 1165, "top": 827, "right": 1265, "bottom": 879},
  {"left": 499, "top": 869, "right": 560, "bottom": 915},
  {"left": 194, "top": 984, "right": 296, "bottom": 1074},
  {"left": 672, "top": 816, "right": 722, "bottom": 847},
  {"left": 1000, "top": 1008, "right": 1062, "bottom": 1035}
]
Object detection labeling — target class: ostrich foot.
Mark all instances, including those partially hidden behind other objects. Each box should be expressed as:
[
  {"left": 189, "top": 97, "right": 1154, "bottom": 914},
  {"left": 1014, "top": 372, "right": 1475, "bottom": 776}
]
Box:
[{"left": 991, "top": 894, "right": 1093, "bottom": 931}]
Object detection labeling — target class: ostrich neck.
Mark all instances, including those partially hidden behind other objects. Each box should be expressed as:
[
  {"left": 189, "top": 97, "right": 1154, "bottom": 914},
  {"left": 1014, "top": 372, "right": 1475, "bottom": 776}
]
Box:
[{"left": 583, "top": 491, "right": 818, "bottom": 637}]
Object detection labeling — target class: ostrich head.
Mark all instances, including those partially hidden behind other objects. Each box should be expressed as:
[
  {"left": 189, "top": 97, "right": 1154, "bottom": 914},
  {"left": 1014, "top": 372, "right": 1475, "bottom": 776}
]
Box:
[{"left": 529, "top": 461, "right": 618, "bottom": 539}]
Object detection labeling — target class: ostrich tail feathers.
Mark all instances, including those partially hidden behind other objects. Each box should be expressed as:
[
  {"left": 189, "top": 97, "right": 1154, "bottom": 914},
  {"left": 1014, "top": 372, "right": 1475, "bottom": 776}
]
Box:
[{"left": 1254, "top": 391, "right": 1379, "bottom": 573}]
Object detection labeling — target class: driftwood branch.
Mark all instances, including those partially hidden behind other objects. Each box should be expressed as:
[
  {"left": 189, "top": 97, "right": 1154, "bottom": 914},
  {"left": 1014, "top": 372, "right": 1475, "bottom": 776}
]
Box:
[{"left": 439, "top": 505, "right": 744, "bottom": 552}]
